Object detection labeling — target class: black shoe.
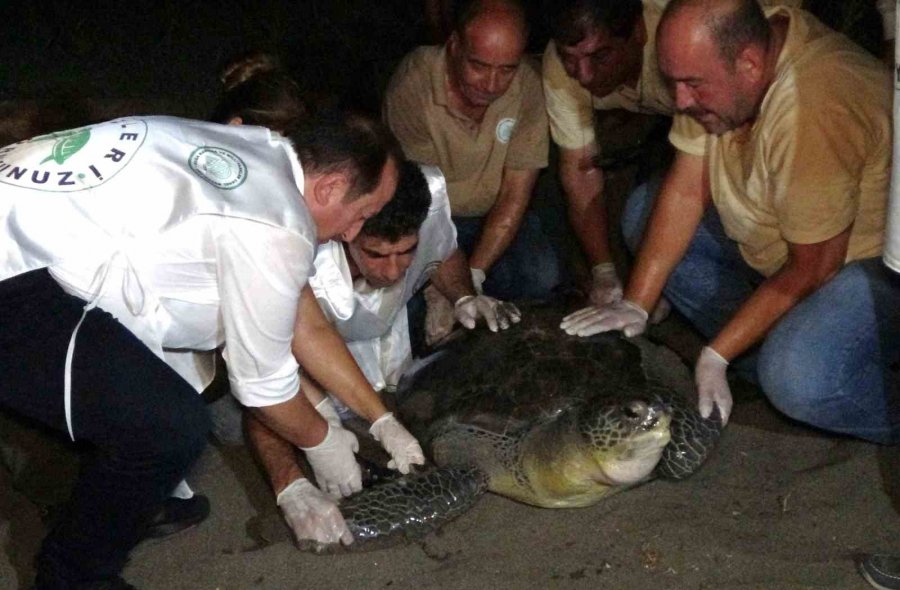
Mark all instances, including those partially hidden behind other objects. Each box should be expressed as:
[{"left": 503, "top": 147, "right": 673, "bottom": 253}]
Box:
[
  {"left": 143, "top": 495, "right": 210, "bottom": 540},
  {"left": 860, "top": 554, "right": 900, "bottom": 590}
]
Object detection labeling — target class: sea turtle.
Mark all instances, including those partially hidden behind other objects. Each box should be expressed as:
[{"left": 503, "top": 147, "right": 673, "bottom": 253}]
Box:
[{"left": 328, "top": 303, "right": 722, "bottom": 552}]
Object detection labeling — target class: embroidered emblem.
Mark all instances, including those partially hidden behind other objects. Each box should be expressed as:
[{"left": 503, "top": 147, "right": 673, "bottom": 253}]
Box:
[
  {"left": 188, "top": 146, "right": 247, "bottom": 190},
  {"left": 495, "top": 118, "right": 516, "bottom": 144}
]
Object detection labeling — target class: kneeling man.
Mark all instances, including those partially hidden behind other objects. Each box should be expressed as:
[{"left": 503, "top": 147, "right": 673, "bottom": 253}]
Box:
[{"left": 247, "top": 162, "right": 521, "bottom": 547}]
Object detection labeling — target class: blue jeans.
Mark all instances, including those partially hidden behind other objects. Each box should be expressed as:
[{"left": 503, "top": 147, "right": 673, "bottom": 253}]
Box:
[
  {"left": 0, "top": 269, "right": 210, "bottom": 586},
  {"left": 453, "top": 210, "right": 561, "bottom": 301},
  {"left": 622, "top": 180, "right": 900, "bottom": 444}
]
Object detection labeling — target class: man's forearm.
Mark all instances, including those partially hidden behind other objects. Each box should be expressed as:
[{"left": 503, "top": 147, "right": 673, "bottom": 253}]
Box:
[
  {"left": 293, "top": 287, "right": 389, "bottom": 423},
  {"left": 710, "top": 230, "right": 851, "bottom": 361},
  {"left": 559, "top": 147, "right": 612, "bottom": 266},
  {"left": 469, "top": 199, "right": 528, "bottom": 272},
  {"left": 625, "top": 151, "right": 708, "bottom": 311},
  {"left": 246, "top": 409, "right": 307, "bottom": 495},
  {"left": 431, "top": 249, "right": 477, "bottom": 303},
  {"left": 469, "top": 168, "right": 538, "bottom": 272},
  {"left": 250, "top": 394, "right": 327, "bottom": 449}
]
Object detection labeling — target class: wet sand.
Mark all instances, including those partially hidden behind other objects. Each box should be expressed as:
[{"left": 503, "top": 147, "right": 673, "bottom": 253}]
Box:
[{"left": 1, "top": 318, "right": 897, "bottom": 590}]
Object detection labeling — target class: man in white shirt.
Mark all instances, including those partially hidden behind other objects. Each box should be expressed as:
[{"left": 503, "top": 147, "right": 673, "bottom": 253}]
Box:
[
  {"left": 0, "top": 112, "right": 424, "bottom": 589},
  {"left": 245, "top": 161, "right": 520, "bottom": 546}
]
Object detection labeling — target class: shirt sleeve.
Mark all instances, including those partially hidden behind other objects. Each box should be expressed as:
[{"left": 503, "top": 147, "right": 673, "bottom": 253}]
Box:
[
  {"left": 215, "top": 219, "right": 313, "bottom": 407},
  {"left": 766, "top": 92, "right": 866, "bottom": 245},
  {"left": 542, "top": 41, "right": 596, "bottom": 150},
  {"left": 506, "top": 57, "right": 549, "bottom": 170},
  {"left": 383, "top": 51, "right": 440, "bottom": 165},
  {"left": 413, "top": 165, "right": 458, "bottom": 292}
]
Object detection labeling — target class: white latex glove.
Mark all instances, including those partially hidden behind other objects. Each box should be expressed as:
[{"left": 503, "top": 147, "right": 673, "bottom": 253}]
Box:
[
  {"left": 470, "top": 267, "right": 486, "bottom": 295},
  {"left": 695, "top": 346, "right": 732, "bottom": 425},
  {"left": 589, "top": 262, "right": 624, "bottom": 306},
  {"left": 649, "top": 296, "right": 672, "bottom": 325},
  {"left": 300, "top": 423, "right": 362, "bottom": 498},
  {"left": 424, "top": 284, "right": 456, "bottom": 346},
  {"left": 560, "top": 299, "right": 648, "bottom": 338},
  {"left": 276, "top": 478, "right": 353, "bottom": 547},
  {"left": 454, "top": 295, "right": 521, "bottom": 332},
  {"left": 315, "top": 397, "right": 343, "bottom": 429},
  {"left": 368, "top": 412, "right": 425, "bottom": 474}
]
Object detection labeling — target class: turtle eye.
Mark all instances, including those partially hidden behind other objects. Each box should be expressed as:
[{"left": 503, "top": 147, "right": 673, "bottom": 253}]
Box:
[{"left": 623, "top": 400, "right": 649, "bottom": 423}]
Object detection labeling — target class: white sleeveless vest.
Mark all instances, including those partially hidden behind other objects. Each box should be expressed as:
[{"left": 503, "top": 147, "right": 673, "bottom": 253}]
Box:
[
  {"left": 0, "top": 116, "right": 313, "bottom": 438},
  {"left": 1, "top": 116, "right": 310, "bottom": 281}
]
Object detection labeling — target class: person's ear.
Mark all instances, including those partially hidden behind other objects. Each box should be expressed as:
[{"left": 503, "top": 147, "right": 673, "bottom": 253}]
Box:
[
  {"left": 227, "top": 116, "right": 243, "bottom": 126},
  {"left": 736, "top": 44, "right": 765, "bottom": 82},
  {"left": 313, "top": 172, "right": 350, "bottom": 206}
]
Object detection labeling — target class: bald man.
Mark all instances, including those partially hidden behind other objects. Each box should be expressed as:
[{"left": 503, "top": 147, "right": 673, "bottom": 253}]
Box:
[
  {"left": 561, "top": 0, "right": 900, "bottom": 444},
  {"left": 384, "top": 0, "right": 559, "bottom": 314}
]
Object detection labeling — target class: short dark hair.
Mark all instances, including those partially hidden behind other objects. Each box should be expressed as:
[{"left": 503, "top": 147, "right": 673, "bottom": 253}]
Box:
[
  {"left": 359, "top": 161, "right": 431, "bottom": 242},
  {"left": 550, "top": 0, "right": 643, "bottom": 46},
  {"left": 211, "top": 51, "right": 307, "bottom": 135},
  {"left": 288, "top": 109, "right": 403, "bottom": 200},
  {"left": 703, "top": 0, "right": 770, "bottom": 65}
]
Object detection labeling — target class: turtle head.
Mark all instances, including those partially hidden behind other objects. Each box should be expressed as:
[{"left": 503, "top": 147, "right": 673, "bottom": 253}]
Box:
[{"left": 578, "top": 397, "right": 672, "bottom": 486}]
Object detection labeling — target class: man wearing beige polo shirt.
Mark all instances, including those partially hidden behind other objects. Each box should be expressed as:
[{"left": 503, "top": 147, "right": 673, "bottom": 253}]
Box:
[
  {"left": 384, "top": 0, "right": 559, "bottom": 310},
  {"left": 543, "top": 0, "right": 675, "bottom": 307},
  {"left": 543, "top": 0, "right": 879, "bottom": 309},
  {"left": 561, "top": 0, "right": 900, "bottom": 444}
]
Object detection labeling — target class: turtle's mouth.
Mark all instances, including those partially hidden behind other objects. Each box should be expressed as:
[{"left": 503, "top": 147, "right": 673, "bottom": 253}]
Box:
[{"left": 591, "top": 422, "right": 672, "bottom": 485}]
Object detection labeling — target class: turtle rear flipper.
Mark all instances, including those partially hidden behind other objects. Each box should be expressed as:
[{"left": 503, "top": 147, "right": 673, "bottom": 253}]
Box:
[{"left": 324, "top": 466, "right": 487, "bottom": 553}]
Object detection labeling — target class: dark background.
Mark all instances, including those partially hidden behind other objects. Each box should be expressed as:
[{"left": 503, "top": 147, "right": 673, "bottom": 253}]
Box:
[{"left": 0, "top": 1, "right": 554, "bottom": 121}]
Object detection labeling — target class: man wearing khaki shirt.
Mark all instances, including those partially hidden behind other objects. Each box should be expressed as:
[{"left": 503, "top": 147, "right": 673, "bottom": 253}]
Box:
[
  {"left": 561, "top": 0, "right": 900, "bottom": 445},
  {"left": 384, "top": 0, "right": 558, "bottom": 311}
]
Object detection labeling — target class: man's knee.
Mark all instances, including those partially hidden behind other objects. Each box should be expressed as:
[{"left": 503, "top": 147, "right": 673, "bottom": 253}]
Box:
[{"left": 756, "top": 340, "right": 812, "bottom": 422}]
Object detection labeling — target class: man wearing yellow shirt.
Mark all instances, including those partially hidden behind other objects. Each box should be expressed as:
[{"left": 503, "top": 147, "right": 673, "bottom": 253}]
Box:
[
  {"left": 384, "top": 0, "right": 559, "bottom": 306},
  {"left": 543, "top": 0, "right": 674, "bottom": 306},
  {"left": 561, "top": 0, "right": 900, "bottom": 444}
]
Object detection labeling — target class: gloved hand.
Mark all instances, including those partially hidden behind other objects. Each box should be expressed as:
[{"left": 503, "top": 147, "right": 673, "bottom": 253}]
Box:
[
  {"left": 454, "top": 295, "right": 521, "bottom": 332},
  {"left": 560, "top": 299, "right": 648, "bottom": 338},
  {"left": 470, "top": 267, "right": 486, "bottom": 295},
  {"left": 300, "top": 423, "right": 362, "bottom": 498},
  {"left": 589, "top": 262, "right": 624, "bottom": 306},
  {"left": 649, "top": 296, "right": 672, "bottom": 325},
  {"left": 368, "top": 412, "right": 425, "bottom": 474},
  {"left": 315, "top": 397, "right": 343, "bottom": 429},
  {"left": 424, "top": 284, "right": 456, "bottom": 346},
  {"left": 695, "top": 346, "right": 732, "bottom": 425},
  {"left": 276, "top": 478, "right": 353, "bottom": 547}
]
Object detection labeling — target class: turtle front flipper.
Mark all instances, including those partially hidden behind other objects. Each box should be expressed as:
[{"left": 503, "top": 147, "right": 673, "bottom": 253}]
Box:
[
  {"left": 321, "top": 466, "right": 488, "bottom": 553},
  {"left": 653, "top": 387, "right": 723, "bottom": 480}
]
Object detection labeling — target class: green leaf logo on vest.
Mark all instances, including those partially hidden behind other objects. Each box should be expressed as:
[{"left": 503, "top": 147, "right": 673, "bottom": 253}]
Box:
[
  {"left": 0, "top": 118, "right": 146, "bottom": 193},
  {"left": 37, "top": 129, "right": 92, "bottom": 165},
  {"left": 189, "top": 147, "right": 247, "bottom": 190}
]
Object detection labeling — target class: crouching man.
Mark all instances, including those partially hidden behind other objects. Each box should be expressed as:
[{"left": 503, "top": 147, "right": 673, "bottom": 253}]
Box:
[{"left": 247, "top": 161, "right": 521, "bottom": 547}]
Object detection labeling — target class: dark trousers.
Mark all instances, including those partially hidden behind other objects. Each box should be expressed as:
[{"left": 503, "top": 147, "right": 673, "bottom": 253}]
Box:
[{"left": 0, "top": 269, "right": 210, "bottom": 587}]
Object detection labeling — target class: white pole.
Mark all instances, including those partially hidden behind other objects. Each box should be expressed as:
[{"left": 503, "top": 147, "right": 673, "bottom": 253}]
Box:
[{"left": 883, "top": 0, "right": 900, "bottom": 272}]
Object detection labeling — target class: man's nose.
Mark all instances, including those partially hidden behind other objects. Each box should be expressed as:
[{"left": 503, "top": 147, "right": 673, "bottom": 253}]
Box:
[
  {"left": 341, "top": 219, "right": 364, "bottom": 242},
  {"left": 485, "top": 70, "right": 501, "bottom": 95},
  {"left": 385, "top": 256, "right": 403, "bottom": 282},
  {"left": 576, "top": 57, "right": 593, "bottom": 87},
  {"left": 674, "top": 83, "right": 695, "bottom": 111}
]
